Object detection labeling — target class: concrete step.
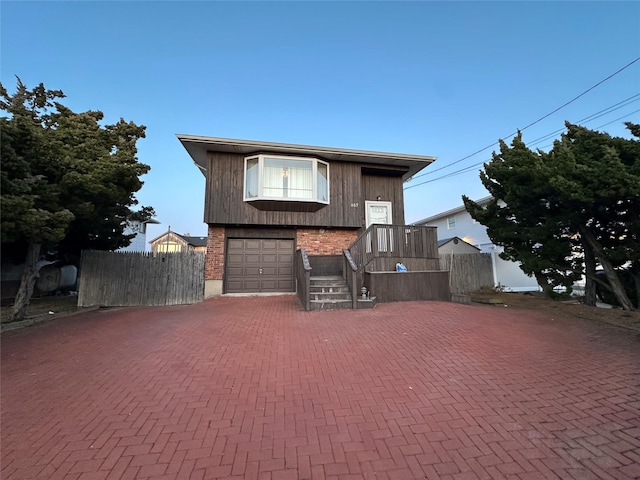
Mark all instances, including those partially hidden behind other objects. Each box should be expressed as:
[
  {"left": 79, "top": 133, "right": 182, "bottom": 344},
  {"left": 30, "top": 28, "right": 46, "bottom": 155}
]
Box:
[
  {"left": 309, "top": 276, "right": 346, "bottom": 287},
  {"left": 357, "top": 296, "right": 377, "bottom": 309},
  {"left": 308, "top": 275, "right": 355, "bottom": 310},
  {"left": 310, "top": 291, "right": 352, "bottom": 301},
  {"left": 309, "top": 285, "right": 350, "bottom": 293},
  {"left": 309, "top": 298, "right": 353, "bottom": 310}
]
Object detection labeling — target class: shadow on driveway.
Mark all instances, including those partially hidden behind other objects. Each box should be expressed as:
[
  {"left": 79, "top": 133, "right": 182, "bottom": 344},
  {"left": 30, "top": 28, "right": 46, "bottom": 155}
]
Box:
[{"left": 2, "top": 296, "right": 639, "bottom": 479}]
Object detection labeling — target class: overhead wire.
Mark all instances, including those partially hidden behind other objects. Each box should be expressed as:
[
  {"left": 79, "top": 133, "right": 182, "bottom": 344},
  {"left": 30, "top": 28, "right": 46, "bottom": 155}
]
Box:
[
  {"left": 407, "top": 57, "right": 640, "bottom": 181},
  {"left": 404, "top": 104, "right": 640, "bottom": 189},
  {"left": 525, "top": 94, "right": 640, "bottom": 147}
]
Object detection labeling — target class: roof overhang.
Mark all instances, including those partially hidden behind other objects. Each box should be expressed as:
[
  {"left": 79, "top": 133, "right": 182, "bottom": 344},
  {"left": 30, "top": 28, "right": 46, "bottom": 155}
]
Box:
[
  {"left": 177, "top": 134, "right": 437, "bottom": 182},
  {"left": 412, "top": 195, "right": 493, "bottom": 225}
]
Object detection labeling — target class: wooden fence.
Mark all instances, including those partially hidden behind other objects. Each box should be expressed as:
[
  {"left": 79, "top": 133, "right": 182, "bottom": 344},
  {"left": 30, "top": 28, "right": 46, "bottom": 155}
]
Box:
[
  {"left": 439, "top": 253, "right": 494, "bottom": 294},
  {"left": 78, "top": 250, "right": 205, "bottom": 307}
]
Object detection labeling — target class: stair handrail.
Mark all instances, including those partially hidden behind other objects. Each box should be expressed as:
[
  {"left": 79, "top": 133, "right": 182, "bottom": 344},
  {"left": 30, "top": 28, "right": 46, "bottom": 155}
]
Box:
[
  {"left": 342, "top": 249, "right": 358, "bottom": 309},
  {"left": 300, "top": 248, "right": 312, "bottom": 272},
  {"left": 297, "top": 248, "right": 312, "bottom": 311},
  {"left": 343, "top": 248, "right": 357, "bottom": 272}
]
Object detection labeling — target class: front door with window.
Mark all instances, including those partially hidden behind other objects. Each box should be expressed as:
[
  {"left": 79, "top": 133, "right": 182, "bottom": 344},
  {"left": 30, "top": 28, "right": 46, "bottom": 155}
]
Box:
[
  {"left": 365, "top": 201, "right": 392, "bottom": 227},
  {"left": 365, "top": 201, "right": 393, "bottom": 252}
]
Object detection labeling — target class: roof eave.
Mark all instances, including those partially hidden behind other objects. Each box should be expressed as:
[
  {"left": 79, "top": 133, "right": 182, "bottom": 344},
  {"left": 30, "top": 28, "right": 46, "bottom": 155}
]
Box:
[
  {"left": 412, "top": 195, "right": 494, "bottom": 225},
  {"left": 177, "top": 134, "right": 436, "bottom": 181}
]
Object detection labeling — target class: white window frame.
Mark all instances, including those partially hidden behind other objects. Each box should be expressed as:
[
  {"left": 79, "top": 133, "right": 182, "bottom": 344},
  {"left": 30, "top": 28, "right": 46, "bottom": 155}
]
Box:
[
  {"left": 243, "top": 154, "right": 330, "bottom": 204},
  {"left": 447, "top": 216, "right": 456, "bottom": 229}
]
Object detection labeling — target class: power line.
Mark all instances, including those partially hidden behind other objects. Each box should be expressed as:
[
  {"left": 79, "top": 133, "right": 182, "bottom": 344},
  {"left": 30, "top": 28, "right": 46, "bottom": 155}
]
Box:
[
  {"left": 405, "top": 107, "right": 640, "bottom": 189},
  {"left": 537, "top": 109, "right": 640, "bottom": 150},
  {"left": 407, "top": 57, "right": 640, "bottom": 181},
  {"left": 526, "top": 94, "right": 640, "bottom": 147}
]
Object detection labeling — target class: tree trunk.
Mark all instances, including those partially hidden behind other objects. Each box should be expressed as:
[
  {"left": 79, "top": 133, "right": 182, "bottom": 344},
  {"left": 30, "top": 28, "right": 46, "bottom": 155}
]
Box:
[
  {"left": 533, "top": 272, "right": 555, "bottom": 298},
  {"left": 10, "top": 242, "right": 42, "bottom": 322},
  {"left": 579, "top": 226, "right": 635, "bottom": 311},
  {"left": 583, "top": 241, "right": 597, "bottom": 306},
  {"left": 632, "top": 268, "right": 640, "bottom": 310}
]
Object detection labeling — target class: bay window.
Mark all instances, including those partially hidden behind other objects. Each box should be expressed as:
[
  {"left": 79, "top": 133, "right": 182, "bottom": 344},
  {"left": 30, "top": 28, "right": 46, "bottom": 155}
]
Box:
[{"left": 244, "top": 155, "right": 329, "bottom": 204}]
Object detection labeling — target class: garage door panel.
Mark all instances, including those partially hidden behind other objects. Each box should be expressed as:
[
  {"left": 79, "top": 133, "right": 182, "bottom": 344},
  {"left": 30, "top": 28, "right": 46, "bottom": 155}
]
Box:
[
  {"left": 227, "top": 253, "right": 244, "bottom": 264},
  {"left": 225, "top": 238, "right": 295, "bottom": 294},
  {"left": 262, "top": 253, "right": 277, "bottom": 263},
  {"left": 261, "top": 240, "right": 278, "bottom": 249},
  {"left": 245, "top": 253, "right": 261, "bottom": 263},
  {"left": 261, "top": 266, "right": 277, "bottom": 276},
  {"left": 276, "top": 279, "right": 294, "bottom": 290},
  {"left": 260, "top": 280, "right": 278, "bottom": 291},
  {"left": 226, "top": 266, "right": 244, "bottom": 276},
  {"left": 245, "top": 239, "right": 261, "bottom": 249}
]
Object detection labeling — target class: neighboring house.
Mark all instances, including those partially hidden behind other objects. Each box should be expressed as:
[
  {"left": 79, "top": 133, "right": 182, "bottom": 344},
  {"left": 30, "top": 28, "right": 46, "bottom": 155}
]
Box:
[
  {"left": 118, "top": 218, "right": 160, "bottom": 252},
  {"left": 177, "top": 135, "right": 440, "bottom": 300},
  {"left": 149, "top": 231, "right": 207, "bottom": 254},
  {"left": 413, "top": 196, "right": 540, "bottom": 292},
  {"left": 437, "top": 237, "right": 481, "bottom": 254}
]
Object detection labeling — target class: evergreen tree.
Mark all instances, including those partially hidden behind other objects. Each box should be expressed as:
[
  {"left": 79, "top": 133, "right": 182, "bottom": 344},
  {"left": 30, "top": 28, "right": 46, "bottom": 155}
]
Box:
[
  {"left": 1, "top": 79, "right": 152, "bottom": 321},
  {"left": 465, "top": 123, "right": 639, "bottom": 310}
]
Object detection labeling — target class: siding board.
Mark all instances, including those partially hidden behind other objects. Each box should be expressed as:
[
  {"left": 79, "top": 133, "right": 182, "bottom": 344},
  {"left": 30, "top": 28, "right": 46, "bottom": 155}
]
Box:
[
  {"left": 78, "top": 251, "right": 205, "bottom": 307},
  {"left": 362, "top": 174, "right": 405, "bottom": 225},
  {"left": 206, "top": 153, "right": 365, "bottom": 227}
]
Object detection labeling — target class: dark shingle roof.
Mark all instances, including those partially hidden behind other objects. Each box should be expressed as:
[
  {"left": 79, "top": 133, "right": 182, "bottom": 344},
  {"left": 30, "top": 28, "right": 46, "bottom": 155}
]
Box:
[
  {"left": 174, "top": 233, "right": 207, "bottom": 247},
  {"left": 437, "top": 237, "right": 480, "bottom": 251}
]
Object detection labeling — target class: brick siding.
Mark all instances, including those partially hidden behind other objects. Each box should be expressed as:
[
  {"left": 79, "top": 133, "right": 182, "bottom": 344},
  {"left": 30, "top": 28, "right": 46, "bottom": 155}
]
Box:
[
  {"left": 206, "top": 226, "right": 225, "bottom": 280},
  {"left": 296, "top": 228, "right": 358, "bottom": 255},
  {"left": 205, "top": 226, "right": 358, "bottom": 280}
]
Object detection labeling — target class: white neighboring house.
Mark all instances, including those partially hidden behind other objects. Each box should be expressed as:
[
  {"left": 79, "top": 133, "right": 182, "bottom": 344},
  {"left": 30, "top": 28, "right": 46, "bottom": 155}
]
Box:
[
  {"left": 413, "top": 196, "right": 540, "bottom": 292},
  {"left": 117, "top": 218, "right": 160, "bottom": 252}
]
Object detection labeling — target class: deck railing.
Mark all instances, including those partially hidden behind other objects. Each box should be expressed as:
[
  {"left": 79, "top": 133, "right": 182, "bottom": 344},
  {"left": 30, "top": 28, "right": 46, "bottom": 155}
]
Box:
[
  {"left": 297, "top": 225, "right": 441, "bottom": 310},
  {"left": 348, "top": 224, "right": 439, "bottom": 272}
]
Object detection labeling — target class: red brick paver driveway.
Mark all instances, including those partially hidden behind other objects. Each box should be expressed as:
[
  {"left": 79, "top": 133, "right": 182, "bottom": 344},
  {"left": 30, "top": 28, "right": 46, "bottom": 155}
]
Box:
[{"left": 2, "top": 297, "right": 639, "bottom": 480}]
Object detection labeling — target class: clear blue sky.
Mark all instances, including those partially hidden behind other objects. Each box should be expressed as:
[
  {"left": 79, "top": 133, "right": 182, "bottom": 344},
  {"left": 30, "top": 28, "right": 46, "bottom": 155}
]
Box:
[{"left": 2, "top": 1, "right": 639, "bottom": 242}]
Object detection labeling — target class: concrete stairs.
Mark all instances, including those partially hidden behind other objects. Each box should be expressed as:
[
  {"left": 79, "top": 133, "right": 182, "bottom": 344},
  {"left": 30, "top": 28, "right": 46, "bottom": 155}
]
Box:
[
  {"left": 309, "top": 276, "right": 352, "bottom": 310},
  {"left": 309, "top": 276, "right": 376, "bottom": 310}
]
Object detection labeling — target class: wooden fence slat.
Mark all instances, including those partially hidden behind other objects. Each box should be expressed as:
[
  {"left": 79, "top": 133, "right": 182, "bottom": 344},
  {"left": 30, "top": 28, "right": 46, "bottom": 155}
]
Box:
[
  {"left": 440, "top": 253, "right": 494, "bottom": 294},
  {"left": 78, "top": 250, "right": 205, "bottom": 307}
]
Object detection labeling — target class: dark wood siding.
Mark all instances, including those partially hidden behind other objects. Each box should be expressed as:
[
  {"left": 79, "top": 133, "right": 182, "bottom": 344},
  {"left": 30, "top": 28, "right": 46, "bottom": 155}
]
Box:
[
  {"left": 308, "top": 255, "right": 343, "bottom": 276},
  {"left": 205, "top": 153, "right": 364, "bottom": 228},
  {"left": 362, "top": 174, "right": 405, "bottom": 225},
  {"left": 225, "top": 227, "right": 296, "bottom": 239},
  {"left": 364, "top": 271, "right": 450, "bottom": 303}
]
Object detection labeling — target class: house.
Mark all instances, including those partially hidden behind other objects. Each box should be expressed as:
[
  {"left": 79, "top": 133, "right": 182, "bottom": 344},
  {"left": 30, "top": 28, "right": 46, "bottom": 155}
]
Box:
[
  {"left": 437, "top": 237, "right": 481, "bottom": 254},
  {"left": 117, "top": 218, "right": 160, "bottom": 252},
  {"left": 413, "top": 196, "right": 540, "bottom": 292},
  {"left": 178, "top": 135, "right": 451, "bottom": 308},
  {"left": 149, "top": 231, "right": 207, "bottom": 254}
]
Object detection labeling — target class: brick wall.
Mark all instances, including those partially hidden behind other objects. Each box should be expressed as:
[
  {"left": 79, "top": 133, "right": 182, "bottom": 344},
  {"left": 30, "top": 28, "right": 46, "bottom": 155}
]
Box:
[
  {"left": 296, "top": 228, "right": 358, "bottom": 255},
  {"left": 206, "top": 226, "right": 225, "bottom": 280},
  {"left": 205, "top": 226, "right": 357, "bottom": 281}
]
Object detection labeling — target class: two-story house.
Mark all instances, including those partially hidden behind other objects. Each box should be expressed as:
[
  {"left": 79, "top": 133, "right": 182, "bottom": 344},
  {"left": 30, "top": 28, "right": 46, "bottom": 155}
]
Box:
[
  {"left": 117, "top": 218, "right": 160, "bottom": 252},
  {"left": 413, "top": 196, "right": 540, "bottom": 292},
  {"left": 178, "top": 135, "right": 450, "bottom": 307}
]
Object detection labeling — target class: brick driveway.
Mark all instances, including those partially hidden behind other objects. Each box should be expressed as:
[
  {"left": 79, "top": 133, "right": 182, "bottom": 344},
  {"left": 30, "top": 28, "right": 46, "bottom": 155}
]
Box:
[{"left": 2, "top": 296, "right": 639, "bottom": 480}]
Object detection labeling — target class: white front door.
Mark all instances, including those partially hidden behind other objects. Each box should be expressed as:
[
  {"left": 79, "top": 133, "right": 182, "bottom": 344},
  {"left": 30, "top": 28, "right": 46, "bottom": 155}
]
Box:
[
  {"left": 365, "top": 201, "right": 392, "bottom": 227},
  {"left": 365, "top": 201, "right": 393, "bottom": 252}
]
